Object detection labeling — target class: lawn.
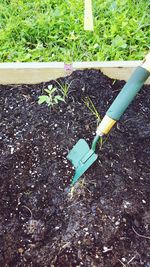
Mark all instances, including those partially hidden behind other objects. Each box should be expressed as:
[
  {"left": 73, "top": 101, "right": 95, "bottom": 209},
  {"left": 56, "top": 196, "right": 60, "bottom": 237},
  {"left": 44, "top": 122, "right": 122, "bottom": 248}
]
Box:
[{"left": 0, "top": 0, "right": 149, "bottom": 62}]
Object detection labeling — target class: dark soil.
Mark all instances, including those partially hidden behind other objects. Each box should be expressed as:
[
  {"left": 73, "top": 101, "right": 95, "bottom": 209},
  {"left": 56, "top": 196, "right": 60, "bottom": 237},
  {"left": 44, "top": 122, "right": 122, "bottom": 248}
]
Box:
[{"left": 0, "top": 70, "right": 150, "bottom": 267}]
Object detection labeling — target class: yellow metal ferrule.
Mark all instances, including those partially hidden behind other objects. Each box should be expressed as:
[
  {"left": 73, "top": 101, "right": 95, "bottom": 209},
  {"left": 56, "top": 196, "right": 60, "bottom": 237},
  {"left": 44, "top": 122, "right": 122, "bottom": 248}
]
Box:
[
  {"left": 96, "top": 115, "right": 116, "bottom": 135},
  {"left": 142, "top": 52, "right": 150, "bottom": 72}
]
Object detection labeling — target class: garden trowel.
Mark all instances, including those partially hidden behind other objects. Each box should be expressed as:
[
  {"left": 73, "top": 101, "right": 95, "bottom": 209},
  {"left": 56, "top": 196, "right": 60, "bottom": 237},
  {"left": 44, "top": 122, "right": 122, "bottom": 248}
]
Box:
[{"left": 67, "top": 53, "right": 150, "bottom": 186}]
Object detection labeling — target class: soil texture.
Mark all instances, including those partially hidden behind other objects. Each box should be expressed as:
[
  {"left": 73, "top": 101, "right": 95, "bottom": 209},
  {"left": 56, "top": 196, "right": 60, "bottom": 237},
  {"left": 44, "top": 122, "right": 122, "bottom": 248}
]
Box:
[{"left": 0, "top": 70, "right": 150, "bottom": 267}]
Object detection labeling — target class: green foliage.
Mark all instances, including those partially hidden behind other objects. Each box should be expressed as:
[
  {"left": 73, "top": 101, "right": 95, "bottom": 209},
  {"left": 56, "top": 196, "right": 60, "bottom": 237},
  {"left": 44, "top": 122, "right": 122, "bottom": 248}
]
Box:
[
  {"left": 0, "top": 0, "right": 149, "bottom": 62},
  {"left": 38, "top": 85, "right": 64, "bottom": 107}
]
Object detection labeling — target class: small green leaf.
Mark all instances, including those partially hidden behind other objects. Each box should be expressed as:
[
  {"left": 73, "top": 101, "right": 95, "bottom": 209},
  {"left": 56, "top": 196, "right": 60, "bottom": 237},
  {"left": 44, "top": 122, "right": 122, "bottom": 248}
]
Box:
[
  {"left": 50, "top": 88, "right": 57, "bottom": 94},
  {"left": 112, "top": 35, "right": 127, "bottom": 49},
  {"left": 55, "top": 95, "right": 64, "bottom": 101},
  {"left": 46, "top": 98, "right": 52, "bottom": 105},
  {"left": 44, "top": 89, "right": 51, "bottom": 94},
  {"left": 38, "top": 95, "right": 49, "bottom": 104}
]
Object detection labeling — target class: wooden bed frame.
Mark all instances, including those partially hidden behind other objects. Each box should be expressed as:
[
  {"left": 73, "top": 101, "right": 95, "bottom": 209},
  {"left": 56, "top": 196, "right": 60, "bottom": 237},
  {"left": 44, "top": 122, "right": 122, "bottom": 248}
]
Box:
[{"left": 0, "top": 61, "right": 150, "bottom": 84}]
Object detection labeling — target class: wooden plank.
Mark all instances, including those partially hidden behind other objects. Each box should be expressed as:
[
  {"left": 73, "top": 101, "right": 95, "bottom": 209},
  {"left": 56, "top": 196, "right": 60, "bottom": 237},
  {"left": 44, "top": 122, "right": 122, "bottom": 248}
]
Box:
[
  {"left": 0, "top": 61, "right": 150, "bottom": 85},
  {"left": 0, "top": 63, "right": 65, "bottom": 85},
  {"left": 84, "top": 0, "right": 94, "bottom": 31}
]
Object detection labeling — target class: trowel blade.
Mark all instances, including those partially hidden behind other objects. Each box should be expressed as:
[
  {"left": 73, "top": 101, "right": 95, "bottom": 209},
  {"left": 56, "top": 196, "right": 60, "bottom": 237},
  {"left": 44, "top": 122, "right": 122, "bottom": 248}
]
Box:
[
  {"left": 71, "top": 152, "right": 98, "bottom": 185},
  {"left": 67, "top": 139, "right": 98, "bottom": 186}
]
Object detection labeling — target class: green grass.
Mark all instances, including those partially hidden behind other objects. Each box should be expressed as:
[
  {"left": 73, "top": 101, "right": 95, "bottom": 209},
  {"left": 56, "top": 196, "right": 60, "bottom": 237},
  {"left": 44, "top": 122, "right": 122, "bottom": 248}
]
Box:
[{"left": 0, "top": 0, "right": 149, "bottom": 62}]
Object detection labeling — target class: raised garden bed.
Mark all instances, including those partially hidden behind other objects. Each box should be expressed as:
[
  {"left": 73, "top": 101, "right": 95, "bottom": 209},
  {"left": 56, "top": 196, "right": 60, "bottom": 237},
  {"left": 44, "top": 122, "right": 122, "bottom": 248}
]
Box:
[{"left": 0, "top": 65, "right": 150, "bottom": 267}]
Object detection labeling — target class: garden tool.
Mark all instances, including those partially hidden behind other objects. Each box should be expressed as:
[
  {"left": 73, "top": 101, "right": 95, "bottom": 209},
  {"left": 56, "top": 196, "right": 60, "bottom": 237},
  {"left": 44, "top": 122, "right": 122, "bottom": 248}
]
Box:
[{"left": 67, "top": 53, "right": 150, "bottom": 186}]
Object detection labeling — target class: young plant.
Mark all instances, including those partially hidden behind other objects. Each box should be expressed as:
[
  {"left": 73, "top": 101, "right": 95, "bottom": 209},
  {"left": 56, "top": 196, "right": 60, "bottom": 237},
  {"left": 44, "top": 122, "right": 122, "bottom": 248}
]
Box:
[
  {"left": 83, "top": 96, "right": 104, "bottom": 147},
  {"left": 83, "top": 96, "right": 101, "bottom": 124},
  {"left": 56, "top": 80, "right": 72, "bottom": 100},
  {"left": 38, "top": 85, "right": 64, "bottom": 107}
]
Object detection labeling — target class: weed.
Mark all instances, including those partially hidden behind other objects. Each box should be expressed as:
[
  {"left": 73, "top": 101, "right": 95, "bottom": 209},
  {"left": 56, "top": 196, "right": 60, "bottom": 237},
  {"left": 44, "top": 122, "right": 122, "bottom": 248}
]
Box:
[
  {"left": 56, "top": 80, "right": 72, "bottom": 100},
  {"left": 38, "top": 85, "right": 64, "bottom": 107},
  {"left": 83, "top": 96, "right": 104, "bottom": 147},
  {"left": 83, "top": 96, "right": 101, "bottom": 124}
]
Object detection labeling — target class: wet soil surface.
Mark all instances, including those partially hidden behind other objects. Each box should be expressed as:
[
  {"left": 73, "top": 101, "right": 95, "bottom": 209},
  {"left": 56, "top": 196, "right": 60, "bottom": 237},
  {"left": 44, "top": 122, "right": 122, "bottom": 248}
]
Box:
[{"left": 0, "top": 70, "right": 150, "bottom": 267}]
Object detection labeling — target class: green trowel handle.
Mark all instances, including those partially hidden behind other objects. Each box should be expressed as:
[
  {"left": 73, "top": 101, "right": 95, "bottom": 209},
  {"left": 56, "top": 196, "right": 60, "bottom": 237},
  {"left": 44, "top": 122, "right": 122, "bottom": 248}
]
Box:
[
  {"left": 106, "top": 66, "right": 150, "bottom": 121},
  {"left": 96, "top": 54, "right": 150, "bottom": 136}
]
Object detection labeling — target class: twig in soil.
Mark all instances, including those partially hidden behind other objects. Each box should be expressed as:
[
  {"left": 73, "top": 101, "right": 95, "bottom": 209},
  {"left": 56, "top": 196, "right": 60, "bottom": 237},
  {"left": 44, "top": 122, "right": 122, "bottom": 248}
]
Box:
[
  {"left": 132, "top": 226, "right": 150, "bottom": 240},
  {"left": 17, "top": 194, "right": 23, "bottom": 205},
  {"left": 61, "top": 241, "right": 71, "bottom": 249},
  {"left": 67, "top": 122, "right": 70, "bottom": 131},
  {"left": 70, "top": 95, "right": 75, "bottom": 103},
  {"left": 127, "top": 254, "right": 138, "bottom": 265},
  {"left": 67, "top": 200, "right": 82, "bottom": 209},
  {"left": 118, "top": 254, "right": 138, "bottom": 266},
  {"left": 118, "top": 259, "right": 126, "bottom": 267},
  {"left": 21, "top": 205, "right": 33, "bottom": 218}
]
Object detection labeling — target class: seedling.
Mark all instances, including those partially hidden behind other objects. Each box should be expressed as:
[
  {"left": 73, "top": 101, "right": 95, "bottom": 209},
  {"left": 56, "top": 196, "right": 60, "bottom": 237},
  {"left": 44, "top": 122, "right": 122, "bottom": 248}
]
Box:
[
  {"left": 83, "top": 96, "right": 103, "bottom": 147},
  {"left": 38, "top": 85, "right": 64, "bottom": 107},
  {"left": 83, "top": 96, "right": 101, "bottom": 123},
  {"left": 56, "top": 81, "right": 72, "bottom": 99}
]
